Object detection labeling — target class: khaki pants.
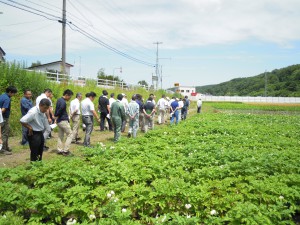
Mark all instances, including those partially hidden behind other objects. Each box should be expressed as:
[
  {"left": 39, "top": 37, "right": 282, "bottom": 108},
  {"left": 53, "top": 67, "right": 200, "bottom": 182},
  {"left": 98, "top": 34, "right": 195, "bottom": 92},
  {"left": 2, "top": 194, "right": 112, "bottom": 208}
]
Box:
[
  {"left": 144, "top": 115, "right": 154, "bottom": 133},
  {"left": 57, "top": 120, "right": 73, "bottom": 152},
  {"left": 0, "top": 118, "right": 10, "bottom": 151},
  {"left": 71, "top": 115, "right": 80, "bottom": 141},
  {"left": 158, "top": 109, "right": 165, "bottom": 124}
]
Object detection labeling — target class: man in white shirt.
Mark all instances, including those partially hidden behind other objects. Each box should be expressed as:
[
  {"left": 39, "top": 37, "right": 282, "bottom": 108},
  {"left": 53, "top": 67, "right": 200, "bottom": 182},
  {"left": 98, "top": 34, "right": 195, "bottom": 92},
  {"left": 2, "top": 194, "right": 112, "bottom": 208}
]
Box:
[
  {"left": 20, "top": 98, "right": 51, "bottom": 161},
  {"left": 197, "top": 98, "right": 202, "bottom": 113},
  {"left": 178, "top": 98, "right": 184, "bottom": 121},
  {"left": 70, "top": 93, "right": 82, "bottom": 143},
  {"left": 81, "top": 92, "right": 100, "bottom": 147},
  {"left": 109, "top": 93, "right": 116, "bottom": 107},
  {"left": 121, "top": 93, "right": 129, "bottom": 132},
  {"left": 156, "top": 94, "right": 168, "bottom": 124},
  {"left": 36, "top": 88, "right": 53, "bottom": 150}
]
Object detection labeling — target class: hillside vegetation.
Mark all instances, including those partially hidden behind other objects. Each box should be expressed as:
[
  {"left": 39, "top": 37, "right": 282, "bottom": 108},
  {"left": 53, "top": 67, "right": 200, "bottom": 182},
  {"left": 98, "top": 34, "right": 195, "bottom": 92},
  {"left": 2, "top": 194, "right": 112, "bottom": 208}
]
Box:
[
  {"left": 0, "top": 62, "right": 166, "bottom": 135},
  {"left": 196, "top": 64, "right": 300, "bottom": 97}
]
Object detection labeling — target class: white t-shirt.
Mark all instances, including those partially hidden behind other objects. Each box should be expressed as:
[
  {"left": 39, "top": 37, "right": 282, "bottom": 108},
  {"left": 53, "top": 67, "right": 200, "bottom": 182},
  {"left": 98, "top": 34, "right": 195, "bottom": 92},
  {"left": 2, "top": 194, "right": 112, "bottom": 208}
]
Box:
[
  {"left": 109, "top": 98, "right": 116, "bottom": 107},
  {"left": 121, "top": 98, "right": 129, "bottom": 112},
  {"left": 157, "top": 98, "right": 168, "bottom": 110},
  {"left": 36, "top": 93, "right": 53, "bottom": 107},
  {"left": 70, "top": 98, "right": 81, "bottom": 115},
  {"left": 197, "top": 100, "right": 202, "bottom": 107},
  {"left": 178, "top": 100, "right": 184, "bottom": 108},
  {"left": 81, "top": 98, "right": 95, "bottom": 116}
]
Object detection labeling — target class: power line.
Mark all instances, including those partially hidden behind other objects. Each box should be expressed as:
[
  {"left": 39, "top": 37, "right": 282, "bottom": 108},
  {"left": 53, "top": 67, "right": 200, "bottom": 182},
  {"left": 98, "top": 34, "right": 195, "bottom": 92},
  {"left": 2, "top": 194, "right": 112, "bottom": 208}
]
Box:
[
  {"left": 1, "top": 0, "right": 155, "bottom": 67},
  {"left": 0, "top": 0, "right": 59, "bottom": 21},
  {"left": 6, "top": 0, "right": 60, "bottom": 20},
  {"left": 71, "top": 0, "right": 154, "bottom": 59},
  {"left": 67, "top": 22, "right": 155, "bottom": 67}
]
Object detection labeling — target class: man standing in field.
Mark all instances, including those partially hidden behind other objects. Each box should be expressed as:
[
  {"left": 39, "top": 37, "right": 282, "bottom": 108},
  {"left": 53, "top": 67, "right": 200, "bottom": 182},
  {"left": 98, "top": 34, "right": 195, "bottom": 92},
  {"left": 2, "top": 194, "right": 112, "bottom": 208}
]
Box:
[
  {"left": 98, "top": 90, "right": 112, "bottom": 131},
  {"left": 81, "top": 92, "right": 100, "bottom": 147},
  {"left": 54, "top": 89, "right": 74, "bottom": 156},
  {"left": 110, "top": 94, "right": 126, "bottom": 142},
  {"left": 36, "top": 88, "right": 53, "bottom": 150},
  {"left": 0, "top": 86, "right": 18, "bottom": 155},
  {"left": 156, "top": 95, "right": 168, "bottom": 124},
  {"left": 121, "top": 93, "right": 129, "bottom": 132},
  {"left": 126, "top": 95, "right": 139, "bottom": 138},
  {"left": 143, "top": 97, "right": 156, "bottom": 133},
  {"left": 70, "top": 93, "right": 82, "bottom": 144},
  {"left": 197, "top": 98, "right": 202, "bottom": 113},
  {"left": 20, "top": 89, "right": 33, "bottom": 145},
  {"left": 20, "top": 98, "right": 51, "bottom": 161}
]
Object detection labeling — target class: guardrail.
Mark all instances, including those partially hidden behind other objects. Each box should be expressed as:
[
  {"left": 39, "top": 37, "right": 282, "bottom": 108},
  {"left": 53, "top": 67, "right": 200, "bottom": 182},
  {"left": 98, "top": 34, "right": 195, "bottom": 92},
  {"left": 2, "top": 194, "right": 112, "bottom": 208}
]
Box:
[
  {"left": 26, "top": 70, "right": 152, "bottom": 91},
  {"left": 190, "top": 95, "right": 300, "bottom": 103}
]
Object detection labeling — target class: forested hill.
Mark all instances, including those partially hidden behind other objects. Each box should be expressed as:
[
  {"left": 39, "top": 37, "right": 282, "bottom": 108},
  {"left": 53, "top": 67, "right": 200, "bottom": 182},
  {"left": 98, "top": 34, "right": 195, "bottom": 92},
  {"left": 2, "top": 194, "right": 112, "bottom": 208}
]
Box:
[{"left": 196, "top": 64, "right": 300, "bottom": 97}]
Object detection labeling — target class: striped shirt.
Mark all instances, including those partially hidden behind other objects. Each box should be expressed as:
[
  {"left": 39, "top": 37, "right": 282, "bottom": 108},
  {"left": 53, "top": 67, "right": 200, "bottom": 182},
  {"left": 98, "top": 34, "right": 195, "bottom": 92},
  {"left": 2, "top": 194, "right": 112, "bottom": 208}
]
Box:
[{"left": 126, "top": 100, "right": 139, "bottom": 119}]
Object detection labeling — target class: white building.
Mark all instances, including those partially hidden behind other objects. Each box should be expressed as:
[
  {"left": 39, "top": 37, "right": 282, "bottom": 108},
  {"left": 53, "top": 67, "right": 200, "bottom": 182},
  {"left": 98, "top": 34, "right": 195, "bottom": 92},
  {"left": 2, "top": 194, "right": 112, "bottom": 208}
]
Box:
[
  {"left": 174, "top": 86, "right": 196, "bottom": 97},
  {"left": 28, "top": 60, "right": 73, "bottom": 75}
]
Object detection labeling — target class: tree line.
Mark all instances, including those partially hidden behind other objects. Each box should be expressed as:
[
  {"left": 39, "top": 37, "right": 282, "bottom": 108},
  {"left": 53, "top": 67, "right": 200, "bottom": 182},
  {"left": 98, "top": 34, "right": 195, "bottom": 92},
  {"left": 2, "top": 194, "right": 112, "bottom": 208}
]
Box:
[{"left": 196, "top": 64, "right": 300, "bottom": 97}]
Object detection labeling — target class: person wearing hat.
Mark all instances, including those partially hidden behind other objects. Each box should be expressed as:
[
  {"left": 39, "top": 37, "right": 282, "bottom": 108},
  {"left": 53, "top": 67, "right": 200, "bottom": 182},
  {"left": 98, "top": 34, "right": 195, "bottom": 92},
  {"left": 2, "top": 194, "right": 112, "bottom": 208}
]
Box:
[{"left": 170, "top": 98, "right": 180, "bottom": 125}]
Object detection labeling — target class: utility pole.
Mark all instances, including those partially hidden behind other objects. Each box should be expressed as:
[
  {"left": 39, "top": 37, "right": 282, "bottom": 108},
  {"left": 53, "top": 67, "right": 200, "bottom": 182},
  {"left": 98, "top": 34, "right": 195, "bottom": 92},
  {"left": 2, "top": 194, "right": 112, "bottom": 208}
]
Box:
[
  {"left": 153, "top": 41, "right": 163, "bottom": 89},
  {"left": 61, "top": 0, "right": 66, "bottom": 74}
]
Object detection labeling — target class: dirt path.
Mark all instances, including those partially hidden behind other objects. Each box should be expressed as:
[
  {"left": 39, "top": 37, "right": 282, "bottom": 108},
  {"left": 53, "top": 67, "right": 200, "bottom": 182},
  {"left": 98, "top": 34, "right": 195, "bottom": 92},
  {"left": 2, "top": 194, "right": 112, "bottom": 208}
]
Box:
[
  {"left": 0, "top": 127, "right": 115, "bottom": 168},
  {"left": 0, "top": 108, "right": 198, "bottom": 168}
]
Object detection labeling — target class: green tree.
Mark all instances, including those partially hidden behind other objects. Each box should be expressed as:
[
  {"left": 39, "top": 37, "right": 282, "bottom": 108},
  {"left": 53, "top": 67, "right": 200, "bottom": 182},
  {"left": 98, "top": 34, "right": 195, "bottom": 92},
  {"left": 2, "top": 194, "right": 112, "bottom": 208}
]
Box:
[{"left": 138, "top": 80, "right": 148, "bottom": 87}]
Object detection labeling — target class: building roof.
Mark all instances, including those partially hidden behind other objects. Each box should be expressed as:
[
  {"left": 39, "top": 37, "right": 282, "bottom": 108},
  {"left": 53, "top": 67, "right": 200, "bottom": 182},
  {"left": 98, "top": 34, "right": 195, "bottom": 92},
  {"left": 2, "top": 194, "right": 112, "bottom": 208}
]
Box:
[
  {"left": 0, "top": 47, "right": 6, "bottom": 56},
  {"left": 28, "top": 60, "right": 74, "bottom": 69}
]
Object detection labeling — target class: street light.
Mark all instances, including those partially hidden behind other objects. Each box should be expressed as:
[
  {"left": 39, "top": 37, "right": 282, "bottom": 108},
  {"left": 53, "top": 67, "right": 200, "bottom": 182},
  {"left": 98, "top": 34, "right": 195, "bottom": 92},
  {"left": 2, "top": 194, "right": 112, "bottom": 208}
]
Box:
[{"left": 113, "top": 67, "right": 122, "bottom": 86}]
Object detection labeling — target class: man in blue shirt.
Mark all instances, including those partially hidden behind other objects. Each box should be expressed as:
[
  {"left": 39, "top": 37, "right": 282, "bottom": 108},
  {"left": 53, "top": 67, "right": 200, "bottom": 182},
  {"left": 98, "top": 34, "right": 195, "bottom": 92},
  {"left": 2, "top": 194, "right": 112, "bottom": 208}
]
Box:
[
  {"left": 0, "top": 86, "right": 18, "bottom": 155},
  {"left": 170, "top": 98, "right": 180, "bottom": 125},
  {"left": 20, "top": 89, "right": 33, "bottom": 145},
  {"left": 54, "top": 89, "right": 73, "bottom": 156}
]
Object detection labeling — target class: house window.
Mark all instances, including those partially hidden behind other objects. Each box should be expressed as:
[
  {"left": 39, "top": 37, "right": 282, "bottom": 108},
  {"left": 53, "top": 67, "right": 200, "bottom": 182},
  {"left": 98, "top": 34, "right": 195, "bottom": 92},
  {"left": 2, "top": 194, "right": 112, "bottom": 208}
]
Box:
[
  {"left": 181, "top": 90, "right": 184, "bottom": 93},
  {"left": 186, "top": 90, "right": 190, "bottom": 93}
]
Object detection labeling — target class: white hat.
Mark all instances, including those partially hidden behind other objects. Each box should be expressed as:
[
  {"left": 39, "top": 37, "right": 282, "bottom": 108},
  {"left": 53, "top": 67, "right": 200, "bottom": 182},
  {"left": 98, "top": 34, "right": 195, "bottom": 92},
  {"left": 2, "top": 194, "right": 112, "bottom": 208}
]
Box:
[
  {"left": 121, "top": 93, "right": 126, "bottom": 96},
  {"left": 166, "top": 97, "right": 170, "bottom": 100}
]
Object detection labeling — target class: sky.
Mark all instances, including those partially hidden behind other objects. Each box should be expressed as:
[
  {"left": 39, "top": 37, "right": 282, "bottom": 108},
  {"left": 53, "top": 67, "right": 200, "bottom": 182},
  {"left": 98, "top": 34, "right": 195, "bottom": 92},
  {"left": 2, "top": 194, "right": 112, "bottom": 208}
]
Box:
[{"left": 1, "top": 0, "right": 300, "bottom": 89}]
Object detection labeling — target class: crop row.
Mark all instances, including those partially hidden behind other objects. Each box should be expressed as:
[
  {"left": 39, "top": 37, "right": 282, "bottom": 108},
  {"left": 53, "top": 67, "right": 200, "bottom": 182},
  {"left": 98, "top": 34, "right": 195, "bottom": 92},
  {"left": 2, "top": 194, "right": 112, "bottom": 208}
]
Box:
[{"left": 0, "top": 112, "right": 299, "bottom": 224}]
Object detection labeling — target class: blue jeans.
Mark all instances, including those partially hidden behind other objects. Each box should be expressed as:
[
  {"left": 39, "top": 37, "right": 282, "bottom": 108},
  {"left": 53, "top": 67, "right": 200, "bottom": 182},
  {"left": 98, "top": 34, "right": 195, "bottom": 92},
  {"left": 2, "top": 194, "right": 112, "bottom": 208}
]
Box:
[{"left": 170, "top": 110, "right": 179, "bottom": 125}]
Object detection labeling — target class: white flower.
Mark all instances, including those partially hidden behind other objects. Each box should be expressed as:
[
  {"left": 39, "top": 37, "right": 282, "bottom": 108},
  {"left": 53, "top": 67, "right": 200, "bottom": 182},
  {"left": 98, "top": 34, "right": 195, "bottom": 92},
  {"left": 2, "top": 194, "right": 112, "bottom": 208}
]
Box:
[
  {"left": 186, "top": 214, "right": 191, "bottom": 218},
  {"left": 66, "top": 218, "right": 77, "bottom": 225},
  {"left": 192, "top": 131, "right": 195, "bottom": 134},
  {"left": 185, "top": 203, "right": 192, "bottom": 209},
  {"left": 210, "top": 209, "right": 217, "bottom": 215},
  {"left": 279, "top": 195, "right": 284, "bottom": 200},
  {"left": 113, "top": 197, "right": 119, "bottom": 202},
  {"left": 110, "top": 190, "right": 115, "bottom": 195},
  {"left": 107, "top": 193, "right": 112, "bottom": 198},
  {"left": 110, "top": 146, "right": 115, "bottom": 150},
  {"left": 89, "top": 214, "right": 96, "bottom": 220},
  {"left": 122, "top": 208, "right": 127, "bottom": 213},
  {"left": 164, "top": 132, "right": 167, "bottom": 135}
]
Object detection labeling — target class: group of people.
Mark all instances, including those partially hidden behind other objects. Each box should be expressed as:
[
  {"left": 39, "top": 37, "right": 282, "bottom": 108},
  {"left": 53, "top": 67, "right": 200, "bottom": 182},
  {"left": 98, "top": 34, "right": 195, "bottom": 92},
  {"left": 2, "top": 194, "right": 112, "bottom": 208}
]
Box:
[{"left": 0, "top": 86, "right": 196, "bottom": 162}]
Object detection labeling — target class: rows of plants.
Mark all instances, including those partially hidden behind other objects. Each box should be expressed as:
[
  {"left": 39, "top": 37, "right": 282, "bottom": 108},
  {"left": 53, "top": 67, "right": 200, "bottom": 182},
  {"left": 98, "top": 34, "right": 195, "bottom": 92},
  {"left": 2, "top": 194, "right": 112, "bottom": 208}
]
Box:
[
  {"left": 206, "top": 102, "right": 300, "bottom": 112},
  {"left": 0, "top": 109, "right": 299, "bottom": 224}
]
